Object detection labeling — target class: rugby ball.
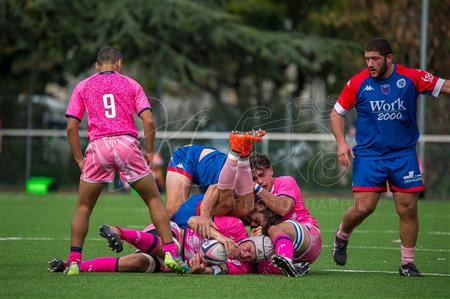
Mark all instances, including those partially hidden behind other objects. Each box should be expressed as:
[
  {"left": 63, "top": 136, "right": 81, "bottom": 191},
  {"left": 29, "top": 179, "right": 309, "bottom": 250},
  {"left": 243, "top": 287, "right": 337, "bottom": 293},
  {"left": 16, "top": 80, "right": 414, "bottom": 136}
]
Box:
[{"left": 201, "top": 239, "right": 228, "bottom": 265}]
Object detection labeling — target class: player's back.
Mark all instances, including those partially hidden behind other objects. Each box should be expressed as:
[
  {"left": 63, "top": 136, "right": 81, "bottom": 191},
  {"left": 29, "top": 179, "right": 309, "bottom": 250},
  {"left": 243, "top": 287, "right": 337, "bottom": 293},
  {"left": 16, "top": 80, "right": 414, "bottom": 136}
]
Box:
[{"left": 72, "top": 71, "right": 148, "bottom": 141}]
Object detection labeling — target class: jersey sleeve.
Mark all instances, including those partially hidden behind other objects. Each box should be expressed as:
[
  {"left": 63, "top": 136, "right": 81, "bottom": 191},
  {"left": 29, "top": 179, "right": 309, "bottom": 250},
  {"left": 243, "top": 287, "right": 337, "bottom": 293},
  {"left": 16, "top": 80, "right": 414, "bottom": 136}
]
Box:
[
  {"left": 334, "top": 80, "right": 358, "bottom": 116},
  {"left": 65, "top": 84, "right": 85, "bottom": 122},
  {"left": 224, "top": 259, "right": 250, "bottom": 275},
  {"left": 334, "top": 70, "right": 368, "bottom": 116},
  {"left": 411, "top": 69, "right": 444, "bottom": 97},
  {"left": 275, "top": 176, "right": 300, "bottom": 203},
  {"left": 213, "top": 216, "right": 248, "bottom": 242},
  {"left": 132, "top": 80, "right": 151, "bottom": 116}
]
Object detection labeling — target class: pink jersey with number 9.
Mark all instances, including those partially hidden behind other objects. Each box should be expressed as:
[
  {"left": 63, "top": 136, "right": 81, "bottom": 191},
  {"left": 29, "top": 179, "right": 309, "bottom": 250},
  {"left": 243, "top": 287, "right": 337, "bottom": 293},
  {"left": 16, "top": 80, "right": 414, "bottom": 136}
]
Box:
[{"left": 65, "top": 71, "right": 151, "bottom": 141}]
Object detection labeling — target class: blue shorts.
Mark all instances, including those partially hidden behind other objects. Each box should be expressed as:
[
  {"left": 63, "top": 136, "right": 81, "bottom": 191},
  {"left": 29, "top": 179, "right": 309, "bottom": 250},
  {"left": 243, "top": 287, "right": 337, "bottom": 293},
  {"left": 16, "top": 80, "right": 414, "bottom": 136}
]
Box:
[
  {"left": 167, "top": 144, "right": 226, "bottom": 192},
  {"left": 172, "top": 194, "right": 204, "bottom": 228},
  {"left": 352, "top": 155, "right": 424, "bottom": 192}
]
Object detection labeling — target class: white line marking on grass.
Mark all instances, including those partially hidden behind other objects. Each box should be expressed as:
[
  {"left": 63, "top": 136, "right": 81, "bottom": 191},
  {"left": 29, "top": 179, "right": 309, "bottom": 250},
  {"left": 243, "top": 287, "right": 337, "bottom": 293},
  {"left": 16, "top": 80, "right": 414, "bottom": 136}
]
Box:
[
  {"left": 321, "top": 229, "right": 450, "bottom": 236},
  {"left": 322, "top": 244, "right": 450, "bottom": 252},
  {"left": 0, "top": 237, "right": 104, "bottom": 241},
  {"left": 322, "top": 269, "right": 450, "bottom": 277}
]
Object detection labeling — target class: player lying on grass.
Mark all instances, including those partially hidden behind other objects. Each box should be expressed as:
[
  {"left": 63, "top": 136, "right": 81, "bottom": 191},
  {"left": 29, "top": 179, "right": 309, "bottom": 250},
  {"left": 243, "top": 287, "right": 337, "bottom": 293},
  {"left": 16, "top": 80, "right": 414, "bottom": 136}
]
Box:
[
  {"left": 165, "top": 130, "right": 265, "bottom": 219},
  {"left": 49, "top": 216, "right": 273, "bottom": 275},
  {"left": 246, "top": 153, "right": 323, "bottom": 277}
]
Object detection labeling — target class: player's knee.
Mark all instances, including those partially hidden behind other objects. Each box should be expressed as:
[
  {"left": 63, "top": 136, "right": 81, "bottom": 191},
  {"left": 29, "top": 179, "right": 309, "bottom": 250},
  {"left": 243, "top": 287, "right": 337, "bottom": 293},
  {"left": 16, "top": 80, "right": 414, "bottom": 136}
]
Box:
[
  {"left": 76, "top": 204, "right": 94, "bottom": 216},
  {"left": 396, "top": 203, "right": 417, "bottom": 218},
  {"left": 118, "top": 254, "right": 149, "bottom": 272},
  {"left": 267, "top": 225, "right": 283, "bottom": 238},
  {"left": 354, "top": 205, "right": 376, "bottom": 217}
]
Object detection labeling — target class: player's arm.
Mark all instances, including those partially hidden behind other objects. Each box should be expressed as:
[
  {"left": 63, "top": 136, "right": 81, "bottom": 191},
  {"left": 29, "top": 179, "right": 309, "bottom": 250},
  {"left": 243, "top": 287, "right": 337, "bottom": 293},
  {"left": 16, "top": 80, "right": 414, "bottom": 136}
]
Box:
[
  {"left": 66, "top": 118, "right": 83, "bottom": 170},
  {"left": 188, "top": 254, "right": 229, "bottom": 275},
  {"left": 188, "top": 216, "right": 237, "bottom": 254},
  {"left": 256, "top": 188, "right": 293, "bottom": 217},
  {"left": 139, "top": 110, "right": 156, "bottom": 165},
  {"left": 194, "top": 185, "right": 220, "bottom": 238},
  {"left": 330, "top": 109, "right": 353, "bottom": 168}
]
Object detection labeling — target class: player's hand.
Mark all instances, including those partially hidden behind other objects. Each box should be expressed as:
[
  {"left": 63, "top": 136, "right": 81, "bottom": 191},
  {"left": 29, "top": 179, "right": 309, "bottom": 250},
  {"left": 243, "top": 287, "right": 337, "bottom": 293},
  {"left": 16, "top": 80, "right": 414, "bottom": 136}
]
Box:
[
  {"left": 337, "top": 142, "right": 354, "bottom": 168},
  {"left": 216, "top": 236, "right": 237, "bottom": 255},
  {"left": 195, "top": 216, "right": 217, "bottom": 239},
  {"left": 143, "top": 152, "right": 154, "bottom": 167},
  {"left": 76, "top": 158, "right": 84, "bottom": 171},
  {"left": 250, "top": 226, "right": 263, "bottom": 236},
  {"left": 188, "top": 253, "right": 207, "bottom": 274}
]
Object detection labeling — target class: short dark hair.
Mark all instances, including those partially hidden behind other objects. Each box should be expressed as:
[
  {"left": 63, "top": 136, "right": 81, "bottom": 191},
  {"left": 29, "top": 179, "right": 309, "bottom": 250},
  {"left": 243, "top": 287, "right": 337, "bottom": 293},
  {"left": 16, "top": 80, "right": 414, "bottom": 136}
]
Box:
[
  {"left": 97, "top": 46, "right": 123, "bottom": 65},
  {"left": 260, "top": 207, "right": 283, "bottom": 235},
  {"left": 364, "top": 37, "right": 393, "bottom": 57},
  {"left": 250, "top": 153, "right": 271, "bottom": 170}
]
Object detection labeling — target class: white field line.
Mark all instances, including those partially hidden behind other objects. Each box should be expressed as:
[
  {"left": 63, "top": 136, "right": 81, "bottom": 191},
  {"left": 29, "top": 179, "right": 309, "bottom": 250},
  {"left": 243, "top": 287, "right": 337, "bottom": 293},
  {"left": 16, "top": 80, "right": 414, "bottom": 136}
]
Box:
[
  {"left": 321, "top": 269, "right": 450, "bottom": 277},
  {"left": 0, "top": 237, "right": 126, "bottom": 242},
  {"left": 320, "top": 229, "right": 450, "bottom": 236},
  {"left": 1, "top": 237, "right": 449, "bottom": 253},
  {"left": 321, "top": 244, "right": 450, "bottom": 252}
]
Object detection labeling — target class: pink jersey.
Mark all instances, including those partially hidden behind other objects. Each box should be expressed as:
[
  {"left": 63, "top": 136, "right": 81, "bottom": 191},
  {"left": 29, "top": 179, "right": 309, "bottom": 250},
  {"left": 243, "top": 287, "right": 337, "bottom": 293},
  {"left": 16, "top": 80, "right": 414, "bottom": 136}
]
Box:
[
  {"left": 182, "top": 216, "right": 250, "bottom": 275},
  {"left": 271, "top": 176, "right": 318, "bottom": 227},
  {"left": 65, "top": 71, "right": 151, "bottom": 141}
]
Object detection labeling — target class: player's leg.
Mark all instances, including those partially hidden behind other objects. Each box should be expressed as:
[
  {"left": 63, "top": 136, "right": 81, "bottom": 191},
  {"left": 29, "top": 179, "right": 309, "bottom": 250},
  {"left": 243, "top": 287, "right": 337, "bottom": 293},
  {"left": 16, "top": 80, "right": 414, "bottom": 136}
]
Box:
[
  {"left": 332, "top": 191, "right": 380, "bottom": 266},
  {"left": 333, "top": 158, "right": 386, "bottom": 266},
  {"left": 226, "top": 130, "right": 265, "bottom": 217},
  {"left": 212, "top": 133, "right": 247, "bottom": 216},
  {"left": 66, "top": 180, "right": 104, "bottom": 275},
  {"left": 268, "top": 221, "right": 308, "bottom": 277},
  {"left": 131, "top": 175, "right": 189, "bottom": 273},
  {"left": 166, "top": 146, "right": 197, "bottom": 218},
  {"left": 342, "top": 191, "right": 381, "bottom": 232},
  {"left": 166, "top": 171, "right": 192, "bottom": 219},
  {"left": 394, "top": 192, "right": 420, "bottom": 272},
  {"left": 388, "top": 155, "right": 423, "bottom": 276},
  {"left": 50, "top": 254, "right": 160, "bottom": 273}
]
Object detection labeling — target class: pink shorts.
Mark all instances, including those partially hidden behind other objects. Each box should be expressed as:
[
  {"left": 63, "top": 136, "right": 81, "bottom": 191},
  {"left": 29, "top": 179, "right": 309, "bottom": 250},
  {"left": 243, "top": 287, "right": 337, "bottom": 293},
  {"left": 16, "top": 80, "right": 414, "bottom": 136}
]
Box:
[
  {"left": 81, "top": 135, "right": 150, "bottom": 183},
  {"left": 295, "top": 222, "right": 322, "bottom": 264}
]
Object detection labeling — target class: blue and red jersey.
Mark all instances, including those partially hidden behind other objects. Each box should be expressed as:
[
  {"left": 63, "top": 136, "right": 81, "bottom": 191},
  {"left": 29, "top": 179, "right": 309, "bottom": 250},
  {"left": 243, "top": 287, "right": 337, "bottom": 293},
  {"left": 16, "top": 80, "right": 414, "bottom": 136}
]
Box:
[{"left": 334, "top": 64, "right": 445, "bottom": 159}]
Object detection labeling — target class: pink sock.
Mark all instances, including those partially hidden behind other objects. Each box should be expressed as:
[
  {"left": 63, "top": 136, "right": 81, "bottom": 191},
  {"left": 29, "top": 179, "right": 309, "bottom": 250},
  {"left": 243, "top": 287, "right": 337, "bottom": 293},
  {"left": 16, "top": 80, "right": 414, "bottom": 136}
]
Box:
[
  {"left": 336, "top": 223, "right": 351, "bottom": 240},
  {"left": 119, "top": 228, "right": 160, "bottom": 253},
  {"left": 235, "top": 159, "right": 253, "bottom": 196},
  {"left": 217, "top": 153, "right": 239, "bottom": 190},
  {"left": 401, "top": 245, "right": 415, "bottom": 265},
  {"left": 273, "top": 234, "right": 294, "bottom": 259},
  {"left": 162, "top": 242, "right": 178, "bottom": 257},
  {"left": 67, "top": 251, "right": 82, "bottom": 265},
  {"left": 80, "top": 257, "right": 118, "bottom": 272}
]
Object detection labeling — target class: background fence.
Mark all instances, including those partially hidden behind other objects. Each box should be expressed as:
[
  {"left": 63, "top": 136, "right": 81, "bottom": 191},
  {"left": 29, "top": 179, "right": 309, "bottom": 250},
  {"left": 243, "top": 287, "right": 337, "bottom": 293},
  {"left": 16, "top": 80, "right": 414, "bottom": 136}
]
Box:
[{"left": 1, "top": 130, "right": 449, "bottom": 198}]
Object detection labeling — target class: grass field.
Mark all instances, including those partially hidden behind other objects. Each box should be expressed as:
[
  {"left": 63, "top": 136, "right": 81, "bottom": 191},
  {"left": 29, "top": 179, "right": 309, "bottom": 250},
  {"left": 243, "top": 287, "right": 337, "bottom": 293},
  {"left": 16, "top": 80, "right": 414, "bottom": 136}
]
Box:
[{"left": 0, "top": 192, "right": 449, "bottom": 299}]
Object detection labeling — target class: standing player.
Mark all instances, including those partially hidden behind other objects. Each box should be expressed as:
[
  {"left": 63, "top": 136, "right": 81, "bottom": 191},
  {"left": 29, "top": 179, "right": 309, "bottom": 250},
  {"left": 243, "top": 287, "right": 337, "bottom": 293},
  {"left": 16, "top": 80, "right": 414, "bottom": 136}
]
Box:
[
  {"left": 330, "top": 38, "right": 450, "bottom": 276},
  {"left": 64, "top": 46, "right": 188, "bottom": 275},
  {"left": 249, "top": 153, "right": 322, "bottom": 277}
]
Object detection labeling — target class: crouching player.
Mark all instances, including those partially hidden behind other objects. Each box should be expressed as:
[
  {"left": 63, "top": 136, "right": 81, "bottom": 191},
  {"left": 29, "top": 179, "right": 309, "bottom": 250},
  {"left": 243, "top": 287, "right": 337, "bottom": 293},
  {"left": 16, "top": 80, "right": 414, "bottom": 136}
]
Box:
[{"left": 249, "top": 153, "right": 322, "bottom": 277}]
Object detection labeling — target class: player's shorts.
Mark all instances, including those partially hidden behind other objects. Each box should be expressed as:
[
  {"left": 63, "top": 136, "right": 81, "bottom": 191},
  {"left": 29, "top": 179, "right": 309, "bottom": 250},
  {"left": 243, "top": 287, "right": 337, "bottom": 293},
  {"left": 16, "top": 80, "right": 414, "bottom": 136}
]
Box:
[
  {"left": 167, "top": 144, "right": 226, "bottom": 192},
  {"left": 81, "top": 135, "right": 150, "bottom": 183},
  {"left": 142, "top": 221, "right": 183, "bottom": 246},
  {"left": 256, "top": 222, "right": 322, "bottom": 275},
  {"left": 294, "top": 222, "right": 322, "bottom": 264},
  {"left": 172, "top": 194, "right": 204, "bottom": 228},
  {"left": 352, "top": 155, "right": 424, "bottom": 192}
]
